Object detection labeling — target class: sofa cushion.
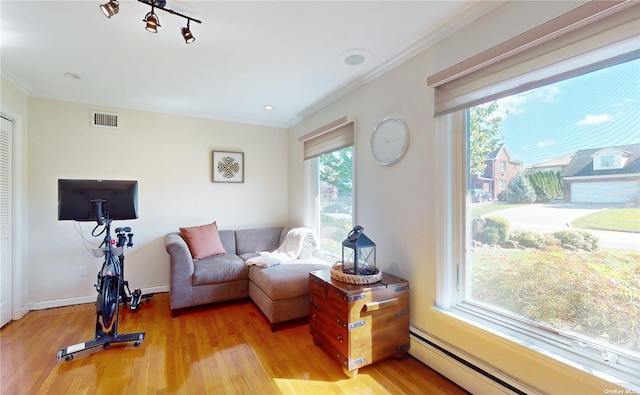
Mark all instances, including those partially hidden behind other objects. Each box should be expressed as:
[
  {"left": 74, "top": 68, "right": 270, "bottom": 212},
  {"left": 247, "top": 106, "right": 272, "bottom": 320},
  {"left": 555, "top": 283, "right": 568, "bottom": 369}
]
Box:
[
  {"left": 193, "top": 254, "right": 248, "bottom": 286},
  {"left": 218, "top": 229, "right": 237, "bottom": 255},
  {"left": 180, "top": 221, "right": 226, "bottom": 260},
  {"left": 235, "top": 227, "right": 285, "bottom": 255},
  {"left": 248, "top": 259, "right": 331, "bottom": 300}
]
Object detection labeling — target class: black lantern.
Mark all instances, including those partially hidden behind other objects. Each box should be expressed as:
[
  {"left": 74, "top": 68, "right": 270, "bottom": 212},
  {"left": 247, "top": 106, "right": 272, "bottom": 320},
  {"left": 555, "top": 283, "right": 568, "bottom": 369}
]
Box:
[{"left": 342, "top": 226, "right": 376, "bottom": 275}]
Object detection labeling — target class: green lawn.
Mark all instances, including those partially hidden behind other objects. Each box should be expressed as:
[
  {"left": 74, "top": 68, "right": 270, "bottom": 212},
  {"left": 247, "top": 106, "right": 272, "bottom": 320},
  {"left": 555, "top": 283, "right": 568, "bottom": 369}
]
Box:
[{"left": 571, "top": 208, "right": 640, "bottom": 233}]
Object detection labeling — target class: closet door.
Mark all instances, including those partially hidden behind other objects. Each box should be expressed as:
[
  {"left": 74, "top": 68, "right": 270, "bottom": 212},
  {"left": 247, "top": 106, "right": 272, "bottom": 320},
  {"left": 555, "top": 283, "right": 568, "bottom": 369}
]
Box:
[{"left": 1, "top": 115, "right": 13, "bottom": 327}]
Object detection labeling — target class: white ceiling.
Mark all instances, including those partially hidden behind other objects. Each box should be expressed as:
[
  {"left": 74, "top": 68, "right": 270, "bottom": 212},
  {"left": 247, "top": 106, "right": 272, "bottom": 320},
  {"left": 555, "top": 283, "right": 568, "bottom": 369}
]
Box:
[{"left": 1, "top": 1, "right": 487, "bottom": 128}]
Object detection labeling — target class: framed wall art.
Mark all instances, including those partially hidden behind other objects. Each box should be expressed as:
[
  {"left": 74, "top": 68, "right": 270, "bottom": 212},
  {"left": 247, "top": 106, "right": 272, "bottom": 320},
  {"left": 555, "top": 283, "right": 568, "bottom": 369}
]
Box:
[{"left": 212, "top": 151, "right": 244, "bottom": 183}]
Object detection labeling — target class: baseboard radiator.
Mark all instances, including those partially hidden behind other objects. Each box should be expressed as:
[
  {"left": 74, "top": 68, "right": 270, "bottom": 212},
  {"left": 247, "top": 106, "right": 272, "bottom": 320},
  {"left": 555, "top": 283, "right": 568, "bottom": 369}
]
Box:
[{"left": 409, "top": 326, "right": 540, "bottom": 395}]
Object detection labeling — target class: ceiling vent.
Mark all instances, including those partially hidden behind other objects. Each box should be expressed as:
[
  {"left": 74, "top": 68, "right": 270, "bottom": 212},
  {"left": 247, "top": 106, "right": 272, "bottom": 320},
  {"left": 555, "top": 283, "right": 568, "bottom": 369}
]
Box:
[{"left": 91, "top": 111, "right": 119, "bottom": 129}]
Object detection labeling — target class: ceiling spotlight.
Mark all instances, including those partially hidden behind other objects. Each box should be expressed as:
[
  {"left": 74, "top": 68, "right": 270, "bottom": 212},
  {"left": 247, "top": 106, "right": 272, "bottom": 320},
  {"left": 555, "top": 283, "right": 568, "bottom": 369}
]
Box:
[
  {"left": 100, "top": 0, "right": 201, "bottom": 44},
  {"left": 181, "top": 20, "right": 195, "bottom": 44},
  {"left": 144, "top": 11, "right": 160, "bottom": 33},
  {"left": 100, "top": 0, "right": 119, "bottom": 18}
]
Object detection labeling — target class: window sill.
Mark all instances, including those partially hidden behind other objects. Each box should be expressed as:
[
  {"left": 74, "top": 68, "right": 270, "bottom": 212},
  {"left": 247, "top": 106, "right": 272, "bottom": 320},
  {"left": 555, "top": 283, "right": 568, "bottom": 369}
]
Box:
[
  {"left": 311, "top": 250, "right": 339, "bottom": 265},
  {"left": 438, "top": 303, "right": 640, "bottom": 391}
]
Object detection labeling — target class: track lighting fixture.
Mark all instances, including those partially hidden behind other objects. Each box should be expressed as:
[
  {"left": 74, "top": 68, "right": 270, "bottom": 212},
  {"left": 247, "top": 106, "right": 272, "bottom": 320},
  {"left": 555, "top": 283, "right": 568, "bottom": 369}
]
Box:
[
  {"left": 143, "top": 10, "right": 160, "bottom": 33},
  {"left": 100, "top": 0, "right": 201, "bottom": 44},
  {"left": 100, "top": 0, "right": 119, "bottom": 18},
  {"left": 181, "top": 20, "right": 195, "bottom": 44}
]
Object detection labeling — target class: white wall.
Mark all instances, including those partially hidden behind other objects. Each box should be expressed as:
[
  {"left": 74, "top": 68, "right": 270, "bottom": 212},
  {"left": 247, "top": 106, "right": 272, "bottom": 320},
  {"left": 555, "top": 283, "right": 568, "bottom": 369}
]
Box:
[
  {"left": 288, "top": 1, "right": 619, "bottom": 393},
  {"left": 27, "top": 98, "right": 289, "bottom": 305}
]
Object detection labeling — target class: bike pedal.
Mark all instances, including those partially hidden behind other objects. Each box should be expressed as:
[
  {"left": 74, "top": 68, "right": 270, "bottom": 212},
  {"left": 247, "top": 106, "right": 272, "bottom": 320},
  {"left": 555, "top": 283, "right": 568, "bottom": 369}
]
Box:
[{"left": 130, "top": 289, "right": 142, "bottom": 311}]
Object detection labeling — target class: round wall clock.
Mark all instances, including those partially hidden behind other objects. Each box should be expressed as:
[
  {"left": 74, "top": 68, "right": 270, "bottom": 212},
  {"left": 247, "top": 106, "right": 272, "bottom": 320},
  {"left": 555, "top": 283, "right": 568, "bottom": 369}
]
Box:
[{"left": 370, "top": 118, "right": 409, "bottom": 166}]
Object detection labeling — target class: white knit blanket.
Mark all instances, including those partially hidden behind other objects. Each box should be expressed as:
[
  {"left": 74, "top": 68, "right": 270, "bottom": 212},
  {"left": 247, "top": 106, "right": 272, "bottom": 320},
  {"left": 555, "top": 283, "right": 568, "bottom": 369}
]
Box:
[{"left": 245, "top": 227, "right": 319, "bottom": 267}]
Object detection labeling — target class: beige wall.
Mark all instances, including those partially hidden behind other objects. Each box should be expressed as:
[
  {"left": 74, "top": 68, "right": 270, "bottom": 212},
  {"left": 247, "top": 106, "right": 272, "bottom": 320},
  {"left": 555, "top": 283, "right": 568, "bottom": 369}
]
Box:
[
  {"left": 3, "top": 0, "right": 623, "bottom": 391},
  {"left": 26, "top": 98, "right": 289, "bottom": 305},
  {"left": 287, "top": 1, "right": 617, "bottom": 393}
]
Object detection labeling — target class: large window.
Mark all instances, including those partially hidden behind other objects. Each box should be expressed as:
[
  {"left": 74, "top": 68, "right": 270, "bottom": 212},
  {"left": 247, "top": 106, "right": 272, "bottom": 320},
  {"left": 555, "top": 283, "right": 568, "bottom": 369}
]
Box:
[
  {"left": 429, "top": 2, "right": 640, "bottom": 388},
  {"left": 300, "top": 117, "right": 354, "bottom": 259},
  {"left": 463, "top": 58, "right": 639, "bottom": 384}
]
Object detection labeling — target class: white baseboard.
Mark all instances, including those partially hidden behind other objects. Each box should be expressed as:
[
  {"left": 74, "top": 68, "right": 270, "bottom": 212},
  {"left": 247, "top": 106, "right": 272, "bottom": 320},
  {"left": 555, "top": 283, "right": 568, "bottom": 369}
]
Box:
[
  {"left": 29, "top": 286, "right": 169, "bottom": 311},
  {"left": 409, "top": 326, "right": 540, "bottom": 395},
  {"left": 1, "top": 299, "right": 11, "bottom": 326}
]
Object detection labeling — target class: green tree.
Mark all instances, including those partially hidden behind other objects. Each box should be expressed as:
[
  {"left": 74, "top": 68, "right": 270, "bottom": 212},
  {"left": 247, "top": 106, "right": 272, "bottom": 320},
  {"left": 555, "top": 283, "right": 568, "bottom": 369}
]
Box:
[
  {"left": 508, "top": 173, "right": 536, "bottom": 203},
  {"left": 469, "top": 102, "right": 505, "bottom": 177},
  {"left": 318, "top": 146, "right": 353, "bottom": 197},
  {"left": 525, "top": 170, "right": 563, "bottom": 201}
]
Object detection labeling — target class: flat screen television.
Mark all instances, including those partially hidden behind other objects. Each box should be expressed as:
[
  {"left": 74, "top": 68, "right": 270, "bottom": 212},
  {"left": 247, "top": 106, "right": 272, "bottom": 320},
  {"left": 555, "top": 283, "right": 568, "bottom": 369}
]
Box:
[{"left": 58, "top": 179, "right": 138, "bottom": 223}]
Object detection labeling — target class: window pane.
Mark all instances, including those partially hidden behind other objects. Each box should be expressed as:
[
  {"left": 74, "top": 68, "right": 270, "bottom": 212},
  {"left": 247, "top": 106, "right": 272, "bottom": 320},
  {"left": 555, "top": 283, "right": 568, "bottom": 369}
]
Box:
[
  {"left": 317, "top": 146, "right": 353, "bottom": 257},
  {"left": 467, "top": 58, "right": 640, "bottom": 355}
]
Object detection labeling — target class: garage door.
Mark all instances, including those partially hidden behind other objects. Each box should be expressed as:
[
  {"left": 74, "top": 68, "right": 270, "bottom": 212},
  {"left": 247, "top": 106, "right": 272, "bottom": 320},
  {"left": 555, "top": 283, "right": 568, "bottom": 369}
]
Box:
[{"left": 571, "top": 180, "right": 638, "bottom": 203}]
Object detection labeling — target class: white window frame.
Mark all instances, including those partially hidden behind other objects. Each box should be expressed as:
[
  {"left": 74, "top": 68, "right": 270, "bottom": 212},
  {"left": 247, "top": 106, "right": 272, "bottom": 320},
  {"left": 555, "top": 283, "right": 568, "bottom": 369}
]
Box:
[
  {"left": 435, "top": 87, "right": 640, "bottom": 391},
  {"left": 431, "top": 1, "right": 640, "bottom": 388},
  {"left": 309, "top": 149, "right": 355, "bottom": 261},
  {"left": 299, "top": 116, "right": 355, "bottom": 262}
]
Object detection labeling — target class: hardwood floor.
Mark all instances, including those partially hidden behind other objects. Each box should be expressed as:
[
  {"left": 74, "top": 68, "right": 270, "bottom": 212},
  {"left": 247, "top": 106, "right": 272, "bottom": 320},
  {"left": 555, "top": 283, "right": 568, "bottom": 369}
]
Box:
[{"left": 1, "top": 293, "right": 469, "bottom": 394}]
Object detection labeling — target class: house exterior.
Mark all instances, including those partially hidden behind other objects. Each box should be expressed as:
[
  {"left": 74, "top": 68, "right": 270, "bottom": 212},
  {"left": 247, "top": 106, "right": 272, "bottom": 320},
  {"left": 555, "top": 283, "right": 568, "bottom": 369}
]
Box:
[
  {"left": 561, "top": 143, "right": 640, "bottom": 203},
  {"left": 470, "top": 144, "right": 522, "bottom": 200},
  {"left": 525, "top": 153, "right": 574, "bottom": 174}
]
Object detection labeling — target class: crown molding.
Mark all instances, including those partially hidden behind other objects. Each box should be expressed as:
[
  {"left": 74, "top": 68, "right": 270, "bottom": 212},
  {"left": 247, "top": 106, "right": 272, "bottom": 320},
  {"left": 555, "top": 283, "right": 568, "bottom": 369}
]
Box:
[
  {"left": 1, "top": 66, "right": 33, "bottom": 96},
  {"left": 290, "top": 1, "right": 505, "bottom": 128}
]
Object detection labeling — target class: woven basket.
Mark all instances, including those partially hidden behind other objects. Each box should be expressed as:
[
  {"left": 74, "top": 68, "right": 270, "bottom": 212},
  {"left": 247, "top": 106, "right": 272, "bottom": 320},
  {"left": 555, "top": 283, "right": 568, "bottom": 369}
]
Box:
[{"left": 330, "top": 262, "right": 382, "bottom": 284}]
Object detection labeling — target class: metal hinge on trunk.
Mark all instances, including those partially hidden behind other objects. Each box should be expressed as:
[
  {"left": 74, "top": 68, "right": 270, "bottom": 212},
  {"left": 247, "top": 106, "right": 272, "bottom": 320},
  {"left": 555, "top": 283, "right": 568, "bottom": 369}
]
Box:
[{"left": 348, "top": 320, "right": 366, "bottom": 331}]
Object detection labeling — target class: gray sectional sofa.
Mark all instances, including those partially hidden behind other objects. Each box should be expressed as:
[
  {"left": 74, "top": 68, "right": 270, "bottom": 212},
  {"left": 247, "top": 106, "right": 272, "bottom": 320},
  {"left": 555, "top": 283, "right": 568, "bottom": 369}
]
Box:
[{"left": 165, "top": 226, "right": 330, "bottom": 330}]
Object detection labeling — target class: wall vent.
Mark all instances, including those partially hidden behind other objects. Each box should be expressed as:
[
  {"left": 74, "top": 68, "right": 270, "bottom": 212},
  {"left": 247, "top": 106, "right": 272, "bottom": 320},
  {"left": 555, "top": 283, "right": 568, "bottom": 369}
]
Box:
[{"left": 91, "top": 111, "right": 119, "bottom": 129}]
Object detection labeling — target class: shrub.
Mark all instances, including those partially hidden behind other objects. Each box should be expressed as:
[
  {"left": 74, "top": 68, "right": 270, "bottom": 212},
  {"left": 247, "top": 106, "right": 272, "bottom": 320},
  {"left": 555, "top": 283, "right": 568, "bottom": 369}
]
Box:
[
  {"left": 476, "top": 227, "right": 500, "bottom": 245},
  {"left": 484, "top": 216, "right": 510, "bottom": 243},
  {"left": 511, "top": 230, "right": 546, "bottom": 248},
  {"left": 553, "top": 230, "right": 584, "bottom": 249},
  {"left": 552, "top": 230, "right": 599, "bottom": 251},
  {"left": 578, "top": 230, "right": 599, "bottom": 251}
]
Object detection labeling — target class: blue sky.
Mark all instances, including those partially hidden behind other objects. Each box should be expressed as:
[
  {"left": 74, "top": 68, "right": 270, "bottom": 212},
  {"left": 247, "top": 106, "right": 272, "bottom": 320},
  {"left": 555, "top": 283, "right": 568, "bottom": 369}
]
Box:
[{"left": 495, "top": 57, "right": 640, "bottom": 166}]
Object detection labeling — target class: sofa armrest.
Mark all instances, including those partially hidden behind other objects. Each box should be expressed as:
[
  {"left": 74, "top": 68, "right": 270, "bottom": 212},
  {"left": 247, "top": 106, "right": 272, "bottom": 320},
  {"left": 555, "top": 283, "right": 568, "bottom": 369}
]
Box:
[{"left": 165, "top": 232, "right": 195, "bottom": 310}]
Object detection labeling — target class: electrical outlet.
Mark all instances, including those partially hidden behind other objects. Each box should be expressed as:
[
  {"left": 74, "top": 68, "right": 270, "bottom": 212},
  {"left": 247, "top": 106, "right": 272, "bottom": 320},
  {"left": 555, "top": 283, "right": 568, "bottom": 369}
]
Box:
[{"left": 78, "top": 266, "right": 87, "bottom": 277}]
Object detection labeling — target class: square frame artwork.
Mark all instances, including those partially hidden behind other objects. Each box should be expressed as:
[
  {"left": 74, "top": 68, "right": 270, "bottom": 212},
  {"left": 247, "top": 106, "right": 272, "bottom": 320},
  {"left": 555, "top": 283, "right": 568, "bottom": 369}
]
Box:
[{"left": 212, "top": 151, "right": 244, "bottom": 183}]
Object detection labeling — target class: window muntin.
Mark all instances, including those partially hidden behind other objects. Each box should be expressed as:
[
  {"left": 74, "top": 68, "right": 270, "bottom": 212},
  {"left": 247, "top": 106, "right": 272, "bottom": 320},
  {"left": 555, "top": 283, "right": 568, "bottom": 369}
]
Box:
[
  {"left": 314, "top": 146, "right": 353, "bottom": 258},
  {"left": 600, "top": 155, "right": 614, "bottom": 168},
  {"left": 462, "top": 58, "right": 640, "bottom": 384}
]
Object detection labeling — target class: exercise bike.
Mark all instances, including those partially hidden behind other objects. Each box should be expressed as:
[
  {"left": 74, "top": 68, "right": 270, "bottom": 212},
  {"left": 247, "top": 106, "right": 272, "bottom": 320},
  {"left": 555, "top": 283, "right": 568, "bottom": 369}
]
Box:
[{"left": 56, "top": 200, "right": 150, "bottom": 361}]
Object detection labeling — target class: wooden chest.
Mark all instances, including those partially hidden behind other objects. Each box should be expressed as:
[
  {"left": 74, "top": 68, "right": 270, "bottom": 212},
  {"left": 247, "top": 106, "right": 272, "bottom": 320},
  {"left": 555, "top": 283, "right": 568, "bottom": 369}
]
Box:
[{"left": 308, "top": 269, "right": 410, "bottom": 377}]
